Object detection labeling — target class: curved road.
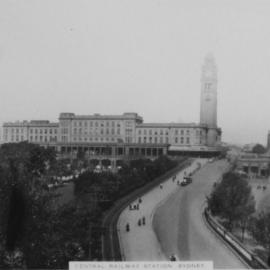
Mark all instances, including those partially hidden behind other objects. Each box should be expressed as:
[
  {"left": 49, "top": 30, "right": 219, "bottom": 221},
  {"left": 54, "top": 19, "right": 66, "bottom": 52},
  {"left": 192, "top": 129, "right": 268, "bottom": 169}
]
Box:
[
  {"left": 117, "top": 159, "right": 205, "bottom": 261},
  {"left": 153, "top": 160, "right": 247, "bottom": 269}
]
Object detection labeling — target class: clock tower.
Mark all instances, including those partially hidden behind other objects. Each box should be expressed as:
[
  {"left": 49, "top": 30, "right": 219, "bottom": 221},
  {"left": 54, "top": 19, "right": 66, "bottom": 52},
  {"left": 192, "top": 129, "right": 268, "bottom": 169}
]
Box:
[{"left": 200, "top": 53, "right": 218, "bottom": 146}]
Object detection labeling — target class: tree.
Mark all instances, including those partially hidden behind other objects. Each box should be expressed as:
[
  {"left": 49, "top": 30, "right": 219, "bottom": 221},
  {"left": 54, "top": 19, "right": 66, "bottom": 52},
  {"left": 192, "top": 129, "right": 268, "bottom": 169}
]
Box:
[
  {"left": 207, "top": 172, "right": 255, "bottom": 232},
  {"left": 250, "top": 212, "right": 270, "bottom": 265},
  {"left": 252, "top": 144, "right": 266, "bottom": 154},
  {"left": 0, "top": 142, "right": 57, "bottom": 268}
]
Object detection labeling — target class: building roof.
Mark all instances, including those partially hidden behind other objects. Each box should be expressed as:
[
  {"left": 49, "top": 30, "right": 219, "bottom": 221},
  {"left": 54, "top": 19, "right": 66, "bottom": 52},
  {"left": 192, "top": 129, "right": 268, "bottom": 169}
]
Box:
[
  {"left": 59, "top": 112, "right": 143, "bottom": 121},
  {"left": 3, "top": 121, "right": 59, "bottom": 127},
  {"left": 136, "top": 123, "right": 207, "bottom": 128}
]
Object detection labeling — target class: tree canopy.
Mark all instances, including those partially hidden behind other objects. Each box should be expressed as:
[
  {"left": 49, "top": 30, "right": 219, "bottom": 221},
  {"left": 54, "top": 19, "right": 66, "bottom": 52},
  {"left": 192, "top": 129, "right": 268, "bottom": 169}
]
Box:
[
  {"left": 252, "top": 144, "right": 266, "bottom": 154},
  {"left": 207, "top": 172, "right": 255, "bottom": 231}
]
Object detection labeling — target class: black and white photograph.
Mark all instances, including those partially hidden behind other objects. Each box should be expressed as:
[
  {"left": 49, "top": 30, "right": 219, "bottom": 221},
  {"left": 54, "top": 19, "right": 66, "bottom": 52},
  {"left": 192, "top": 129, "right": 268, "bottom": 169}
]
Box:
[{"left": 0, "top": 0, "right": 270, "bottom": 269}]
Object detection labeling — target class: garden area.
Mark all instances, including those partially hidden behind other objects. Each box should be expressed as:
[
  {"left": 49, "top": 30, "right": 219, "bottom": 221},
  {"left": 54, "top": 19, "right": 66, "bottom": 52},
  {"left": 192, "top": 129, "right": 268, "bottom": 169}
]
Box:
[
  {"left": 207, "top": 171, "right": 270, "bottom": 266},
  {"left": 0, "top": 142, "right": 179, "bottom": 268}
]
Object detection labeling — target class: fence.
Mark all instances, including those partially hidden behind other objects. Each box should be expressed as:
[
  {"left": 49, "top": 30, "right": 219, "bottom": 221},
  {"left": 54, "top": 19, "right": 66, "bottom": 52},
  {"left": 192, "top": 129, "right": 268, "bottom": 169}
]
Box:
[{"left": 204, "top": 209, "right": 269, "bottom": 269}]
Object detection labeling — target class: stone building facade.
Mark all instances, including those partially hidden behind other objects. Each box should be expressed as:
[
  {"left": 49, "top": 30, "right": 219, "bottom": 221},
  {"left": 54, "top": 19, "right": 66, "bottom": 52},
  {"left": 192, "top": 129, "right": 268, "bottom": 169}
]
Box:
[{"left": 2, "top": 54, "right": 222, "bottom": 155}]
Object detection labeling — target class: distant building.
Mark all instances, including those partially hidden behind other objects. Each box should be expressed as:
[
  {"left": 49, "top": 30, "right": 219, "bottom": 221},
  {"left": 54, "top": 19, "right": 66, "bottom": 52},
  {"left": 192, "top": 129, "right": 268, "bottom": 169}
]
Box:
[
  {"left": 236, "top": 152, "right": 270, "bottom": 178},
  {"left": 3, "top": 120, "right": 58, "bottom": 147},
  {"left": 2, "top": 55, "right": 222, "bottom": 156},
  {"left": 242, "top": 143, "right": 257, "bottom": 153},
  {"left": 267, "top": 131, "right": 270, "bottom": 149}
]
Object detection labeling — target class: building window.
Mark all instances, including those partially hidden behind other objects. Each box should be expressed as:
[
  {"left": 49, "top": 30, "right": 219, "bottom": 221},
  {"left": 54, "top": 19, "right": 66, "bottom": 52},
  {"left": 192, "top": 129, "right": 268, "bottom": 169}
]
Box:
[
  {"left": 160, "top": 137, "right": 163, "bottom": 144},
  {"left": 181, "top": 137, "right": 184, "bottom": 144},
  {"left": 186, "top": 137, "right": 190, "bottom": 144},
  {"left": 181, "top": 130, "right": 184, "bottom": 135},
  {"left": 175, "top": 137, "right": 178, "bottom": 143},
  {"left": 154, "top": 137, "right": 158, "bottom": 143}
]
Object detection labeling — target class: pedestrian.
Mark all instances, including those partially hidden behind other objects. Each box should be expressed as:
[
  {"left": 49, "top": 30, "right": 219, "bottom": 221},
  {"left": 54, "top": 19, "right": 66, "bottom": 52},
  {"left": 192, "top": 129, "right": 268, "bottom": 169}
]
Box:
[
  {"left": 160, "top": 184, "right": 163, "bottom": 189},
  {"left": 129, "top": 204, "right": 132, "bottom": 210},
  {"left": 138, "top": 219, "right": 141, "bottom": 226},
  {"left": 126, "top": 223, "right": 130, "bottom": 232},
  {"left": 138, "top": 197, "right": 142, "bottom": 203},
  {"left": 142, "top": 216, "right": 146, "bottom": 225}
]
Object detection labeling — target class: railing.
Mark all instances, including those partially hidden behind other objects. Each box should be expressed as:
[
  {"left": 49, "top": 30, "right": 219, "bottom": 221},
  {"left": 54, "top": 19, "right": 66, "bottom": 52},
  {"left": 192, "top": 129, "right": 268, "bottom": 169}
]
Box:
[{"left": 204, "top": 209, "right": 269, "bottom": 269}]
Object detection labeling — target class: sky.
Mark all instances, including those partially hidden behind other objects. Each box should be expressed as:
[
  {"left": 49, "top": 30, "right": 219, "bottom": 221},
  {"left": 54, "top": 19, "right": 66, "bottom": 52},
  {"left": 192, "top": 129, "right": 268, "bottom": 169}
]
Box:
[{"left": 0, "top": 0, "right": 270, "bottom": 145}]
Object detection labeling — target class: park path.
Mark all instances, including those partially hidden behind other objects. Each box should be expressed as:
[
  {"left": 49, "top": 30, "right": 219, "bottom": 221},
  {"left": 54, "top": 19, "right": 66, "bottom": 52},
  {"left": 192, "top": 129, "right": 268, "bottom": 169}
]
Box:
[{"left": 117, "top": 158, "right": 207, "bottom": 261}]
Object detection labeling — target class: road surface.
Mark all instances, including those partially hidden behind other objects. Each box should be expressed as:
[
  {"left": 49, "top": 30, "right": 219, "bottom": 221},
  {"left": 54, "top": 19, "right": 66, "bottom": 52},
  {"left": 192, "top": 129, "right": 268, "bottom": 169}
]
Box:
[
  {"left": 117, "top": 159, "right": 206, "bottom": 261},
  {"left": 153, "top": 160, "right": 248, "bottom": 269}
]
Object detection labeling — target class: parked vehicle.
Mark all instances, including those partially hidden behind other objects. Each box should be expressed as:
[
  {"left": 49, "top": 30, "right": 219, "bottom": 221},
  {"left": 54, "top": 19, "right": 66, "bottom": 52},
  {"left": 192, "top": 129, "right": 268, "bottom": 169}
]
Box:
[{"left": 181, "top": 176, "right": 192, "bottom": 186}]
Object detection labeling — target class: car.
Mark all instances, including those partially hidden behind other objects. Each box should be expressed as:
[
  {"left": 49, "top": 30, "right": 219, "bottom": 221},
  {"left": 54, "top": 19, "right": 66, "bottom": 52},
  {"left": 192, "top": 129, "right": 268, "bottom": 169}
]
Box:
[
  {"left": 169, "top": 254, "right": 177, "bottom": 261},
  {"left": 181, "top": 176, "right": 192, "bottom": 186}
]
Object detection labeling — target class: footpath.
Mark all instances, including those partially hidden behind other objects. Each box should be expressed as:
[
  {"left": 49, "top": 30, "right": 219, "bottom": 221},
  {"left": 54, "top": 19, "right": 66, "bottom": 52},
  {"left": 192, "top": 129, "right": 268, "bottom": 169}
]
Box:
[{"left": 117, "top": 158, "right": 208, "bottom": 261}]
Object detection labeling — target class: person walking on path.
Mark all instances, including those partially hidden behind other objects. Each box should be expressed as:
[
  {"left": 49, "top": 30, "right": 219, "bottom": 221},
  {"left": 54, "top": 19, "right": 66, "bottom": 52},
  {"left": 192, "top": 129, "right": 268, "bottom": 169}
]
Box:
[{"left": 142, "top": 216, "right": 146, "bottom": 225}]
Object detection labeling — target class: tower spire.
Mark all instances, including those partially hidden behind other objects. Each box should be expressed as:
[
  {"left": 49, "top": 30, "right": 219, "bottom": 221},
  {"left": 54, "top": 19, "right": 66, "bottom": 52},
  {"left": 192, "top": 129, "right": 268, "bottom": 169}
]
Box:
[
  {"left": 200, "top": 53, "right": 217, "bottom": 127},
  {"left": 200, "top": 54, "right": 218, "bottom": 146}
]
